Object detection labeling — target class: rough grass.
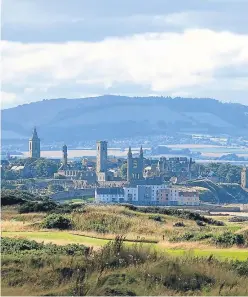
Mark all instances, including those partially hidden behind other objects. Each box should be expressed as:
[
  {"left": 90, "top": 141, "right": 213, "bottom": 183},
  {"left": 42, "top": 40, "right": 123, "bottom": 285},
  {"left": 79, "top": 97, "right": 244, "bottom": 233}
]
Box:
[
  {"left": 2, "top": 237, "right": 248, "bottom": 296},
  {"left": 71, "top": 205, "right": 198, "bottom": 239}
]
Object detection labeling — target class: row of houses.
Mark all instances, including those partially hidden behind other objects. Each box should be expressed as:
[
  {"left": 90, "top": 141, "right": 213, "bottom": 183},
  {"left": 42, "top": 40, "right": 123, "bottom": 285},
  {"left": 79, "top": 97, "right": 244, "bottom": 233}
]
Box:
[{"left": 95, "top": 185, "right": 200, "bottom": 206}]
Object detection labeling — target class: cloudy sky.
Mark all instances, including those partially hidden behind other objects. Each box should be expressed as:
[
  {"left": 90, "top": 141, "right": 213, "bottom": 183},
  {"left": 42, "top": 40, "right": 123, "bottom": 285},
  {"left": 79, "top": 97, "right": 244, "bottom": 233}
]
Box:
[{"left": 1, "top": 0, "right": 248, "bottom": 108}]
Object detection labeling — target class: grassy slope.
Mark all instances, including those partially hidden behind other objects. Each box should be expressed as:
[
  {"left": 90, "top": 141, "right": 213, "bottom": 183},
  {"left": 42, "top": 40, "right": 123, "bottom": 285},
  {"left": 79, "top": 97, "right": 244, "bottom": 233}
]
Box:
[
  {"left": 2, "top": 236, "right": 248, "bottom": 296},
  {"left": 2, "top": 204, "right": 248, "bottom": 262},
  {"left": 2, "top": 204, "right": 248, "bottom": 296}
]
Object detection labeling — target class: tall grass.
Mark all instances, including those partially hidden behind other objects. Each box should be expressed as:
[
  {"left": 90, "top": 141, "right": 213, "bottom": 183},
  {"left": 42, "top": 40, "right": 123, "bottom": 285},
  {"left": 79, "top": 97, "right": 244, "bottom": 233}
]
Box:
[{"left": 2, "top": 236, "right": 248, "bottom": 296}]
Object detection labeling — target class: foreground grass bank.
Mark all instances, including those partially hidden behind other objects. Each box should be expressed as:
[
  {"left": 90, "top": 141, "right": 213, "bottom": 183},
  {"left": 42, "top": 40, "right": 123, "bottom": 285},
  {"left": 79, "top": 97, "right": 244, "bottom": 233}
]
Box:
[{"left": 2, "top": 236, "right": 248, "bottom": 296}]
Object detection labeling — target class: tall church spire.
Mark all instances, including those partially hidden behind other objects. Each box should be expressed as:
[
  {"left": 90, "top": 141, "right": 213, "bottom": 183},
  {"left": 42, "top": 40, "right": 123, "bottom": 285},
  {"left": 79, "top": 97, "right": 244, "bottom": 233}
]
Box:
[
  {"left": 62, "top": 144, "right": 68, "bottom": 167},
  {"left": 32, "top": 126, "right": 38, "bottom": 139},
  {"left": 128, "top": 146, "right": 132, "bottom": 157},
  {"left": 140, "top": 145, "right": 143, "bottom": 158},
  {"left": 29, "top": 127, "right": 40, "bottom": 159}
]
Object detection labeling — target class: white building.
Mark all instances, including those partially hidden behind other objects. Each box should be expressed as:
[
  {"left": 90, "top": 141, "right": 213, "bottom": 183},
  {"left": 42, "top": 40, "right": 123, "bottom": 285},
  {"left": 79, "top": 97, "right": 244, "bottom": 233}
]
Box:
[
  {"left": 95, "top": 187, "right": 124, "bottom": 203},
  {"left": 95, "top": 185, "right": 200, "bottom": 206},
  {"left": 158, "top": 187, "right": 200, "bottom": 206},
  {"left": 123, "top": 187, "right": 138, "bottom": 203},
  {"left": 123, "top": 184, "right": 167, "bottom": 205}
]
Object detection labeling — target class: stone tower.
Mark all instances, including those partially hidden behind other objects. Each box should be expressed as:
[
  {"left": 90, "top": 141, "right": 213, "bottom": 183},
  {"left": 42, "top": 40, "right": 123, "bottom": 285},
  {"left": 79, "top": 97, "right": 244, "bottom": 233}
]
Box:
[
  {"left": 29, "top": 127, "right": 40, "bottom": 159},
  {"left": 241, "top": 167, "right": 248, "bottom": 189},
  {"left": 127, "top": 147, "right": 133, "bottom": 182},
  {"left": 127, "top": 146, "right": 144, "bottom": 183},
  {"left": 62, "top": 144, "right": 68, "bottom": 167},
  {"left": 96, "top": 141, "right": 108, "bottom": 173}
]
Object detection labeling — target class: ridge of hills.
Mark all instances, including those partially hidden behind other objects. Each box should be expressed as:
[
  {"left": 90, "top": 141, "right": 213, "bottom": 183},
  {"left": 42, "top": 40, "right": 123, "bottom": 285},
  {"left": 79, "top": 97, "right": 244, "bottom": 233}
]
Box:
[{"left": 2, "top": 95, "right": 248, "bottom": 142}]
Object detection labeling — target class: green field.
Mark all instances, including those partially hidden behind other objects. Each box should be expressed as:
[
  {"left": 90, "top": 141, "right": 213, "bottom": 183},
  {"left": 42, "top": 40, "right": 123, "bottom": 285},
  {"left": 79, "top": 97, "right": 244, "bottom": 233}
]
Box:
[{"left": 3, "top": 231, "right": 248, "bottom": 261}]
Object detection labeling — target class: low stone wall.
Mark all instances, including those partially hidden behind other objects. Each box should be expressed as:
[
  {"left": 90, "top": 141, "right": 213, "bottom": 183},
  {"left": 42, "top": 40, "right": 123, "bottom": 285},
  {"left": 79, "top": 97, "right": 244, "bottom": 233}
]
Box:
[{"left": 50, "top": 189, "right": 95, "bottom": 200}]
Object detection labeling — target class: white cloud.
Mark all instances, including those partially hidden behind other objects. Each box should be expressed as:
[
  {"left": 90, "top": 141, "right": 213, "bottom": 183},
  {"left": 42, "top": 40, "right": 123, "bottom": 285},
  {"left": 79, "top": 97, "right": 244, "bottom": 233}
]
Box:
[
  {"left": 0, "top": 91, "right": 17, "bottom": 107},
  {"left": 1, "top": 28, "right": 248, "bottom": 107}
]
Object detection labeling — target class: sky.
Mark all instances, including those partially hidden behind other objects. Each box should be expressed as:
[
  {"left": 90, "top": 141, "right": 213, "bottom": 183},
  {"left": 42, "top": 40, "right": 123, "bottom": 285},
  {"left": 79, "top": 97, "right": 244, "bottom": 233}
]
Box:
[{"left": 1, "top": 0, "right": 248, "bottom": 109}]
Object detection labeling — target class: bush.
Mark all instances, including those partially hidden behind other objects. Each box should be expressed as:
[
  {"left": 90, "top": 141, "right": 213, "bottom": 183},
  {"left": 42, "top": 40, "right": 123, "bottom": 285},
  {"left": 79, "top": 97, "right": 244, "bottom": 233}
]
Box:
[
  {"left": 173, "top": 222, "right": 185, "bottom": 227},
  {"left": 52, "top": 203, "right": 84, "bottom": 214},
  {"left": 135, "top": 207, "right": 224, "bottom": 226},
  {"left": 42, "top": 214, "right": 72, "bottom": 230},
  {"left": 231, "top": 260, "right": 248, "bottom": 276},
  {"left": 19, "top": 200, "right": 57, "bottom": 213},
  {"left": 213, "top": 232, "right": 245, "bottom": 247},
  {"left": 182, "top": 232, "right": 195, "bottom": 241},
  {"left": 163, "top": 271, "right": 214, "bottom": 292},
  {"left": 196, "top": 220, "right": 206, "bottom": 226},
  {"left": 1, "top": 237, "right": 42, "bottom": 253},
  {"left": 196, "top": 233, "right": 213, "bottom": 240},
  {"left": 1, "top": 237, "right": 88, "bottom": 255},
  {"left": 1, "top": 190, "right": 36, "bottom": 206},
  {"left": 120, "top": 204, "right": 137, "bottom": 211},
  {"left": 148, "top": 215, "right": 163, "bottom": 222},
  {"left": 229, "top": 216, "right": 248, "bottom": 222},
  {"left": 170, "top": 232, "right": 213, "bottom": 242}
]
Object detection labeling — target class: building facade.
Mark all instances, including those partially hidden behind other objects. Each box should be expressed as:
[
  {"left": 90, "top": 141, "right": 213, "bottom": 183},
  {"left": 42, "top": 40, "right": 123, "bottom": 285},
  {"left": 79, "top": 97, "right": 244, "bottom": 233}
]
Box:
[
  {"left": 29, "top": 127, "right": 40, "bottom": 159},
  {"left": 157, "top": 157, "right": 194, "bottom": 181},
  {"left": 158, "top": 187, "right": 200, "bottom": 206},
  {"left": 55, "top": 145, "right": 97, "bottom": 184},
  {"left": 95, "top": 187, "right": 125, "bottom": 203},
  {"left": 95, "top": 184, "right": 199, "bottom": 206}
]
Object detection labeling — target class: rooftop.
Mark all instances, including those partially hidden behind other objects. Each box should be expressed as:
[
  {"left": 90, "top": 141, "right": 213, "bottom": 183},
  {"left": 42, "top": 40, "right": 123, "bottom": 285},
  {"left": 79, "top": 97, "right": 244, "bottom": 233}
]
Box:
[{"left": 96, "top": 187, "right": 124, "bottom": 195}]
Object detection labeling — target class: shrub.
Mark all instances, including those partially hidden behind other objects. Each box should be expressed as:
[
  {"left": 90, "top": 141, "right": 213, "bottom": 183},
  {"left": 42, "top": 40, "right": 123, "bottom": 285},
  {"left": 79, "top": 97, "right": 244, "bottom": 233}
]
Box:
[
  {"left": 1, "top": 237, "right": 88, "bottom": 255},
  {"left": 1, "top": 237, "right": 42, "bottom": 253},
  {"left": 120, "top": 204, "right": 137, "bottom": 211},
  {"left": 196, "top": 233, "right": 213, "bottom": 240},
  {"left": 163, "top": 271, "right": 214, "bottom": 292},
  {"left": 42, "top": 214, "right": 72, "bottom": 230},
  {"left": 136, "top": 207, "right": 224, "bottom": 226},
  {"left": 52, "top": 203, "right": 83, "bottom": 214},
  {"left": 231, "top": 260, "right": 248, "bottom": 276},
  {"left": 148, "top": 215, "right": 163, "bottom": 222},
  {"left": 1, "top": 190, "right": 36, "bottom": 206},
  {"left": 229, "top": 216, "right": 248, "bottom": 222},
  {"left": 173, "top": 222, "right": 185, "bottom": 227},
  {"left": 196, "top": 220, "right": 206, "bottom": 226},
  {"left": 182, "top": 232, "right": 195, "bottom": 241},
  {"left": 19, "top": 200, "right": 57, "bottom": 213},
  {"left": 213, "top": 232, "right": 245, "bottom": 247}
]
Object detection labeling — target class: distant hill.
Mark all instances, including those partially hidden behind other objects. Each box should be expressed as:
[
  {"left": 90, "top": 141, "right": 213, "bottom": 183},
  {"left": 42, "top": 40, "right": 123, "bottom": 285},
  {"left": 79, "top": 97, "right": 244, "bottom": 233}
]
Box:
[{"left": 2, "top": 95, "right": 248, "bottom": 142}]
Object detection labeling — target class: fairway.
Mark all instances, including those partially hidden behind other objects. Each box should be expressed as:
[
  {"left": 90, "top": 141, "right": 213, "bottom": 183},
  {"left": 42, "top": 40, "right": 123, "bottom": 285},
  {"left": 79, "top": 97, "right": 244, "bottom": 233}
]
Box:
[
  {"left": 2, "top": 231, "right": 108, "bottom": 247},
  {"left": 3, "top": 231, "right": 248, "bottom": 261}
]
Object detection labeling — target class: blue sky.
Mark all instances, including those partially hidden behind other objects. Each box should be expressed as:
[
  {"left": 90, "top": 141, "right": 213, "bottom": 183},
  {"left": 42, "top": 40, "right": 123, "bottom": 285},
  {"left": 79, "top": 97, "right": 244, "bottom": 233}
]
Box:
[{"left": 1, "top": 0, "right": 248, "bottom": 108}]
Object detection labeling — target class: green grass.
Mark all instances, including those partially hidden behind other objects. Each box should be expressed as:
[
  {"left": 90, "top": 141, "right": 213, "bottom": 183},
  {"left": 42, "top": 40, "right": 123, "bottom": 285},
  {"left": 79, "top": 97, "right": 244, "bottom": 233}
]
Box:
[
  {"left": 3, "top": 231, "right": 248, "bottom": 261},
  {"left": 162, "top": 248, "right": 248, "bottom": 261},
  {"left": 61, "top": 197, "right": 94, "bottom": 204},
  {"left": 2, "top": 231, "right": 108, "bottom": 246}
]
